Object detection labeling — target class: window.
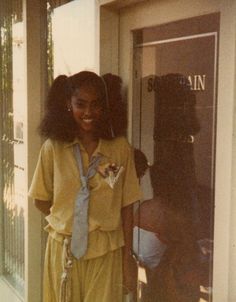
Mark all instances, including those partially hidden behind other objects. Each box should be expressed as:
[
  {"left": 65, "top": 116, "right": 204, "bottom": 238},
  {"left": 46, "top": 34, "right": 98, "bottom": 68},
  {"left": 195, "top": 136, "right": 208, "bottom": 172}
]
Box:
[{"left": 0, "top": 0, "right": 25, "bottom": 296}]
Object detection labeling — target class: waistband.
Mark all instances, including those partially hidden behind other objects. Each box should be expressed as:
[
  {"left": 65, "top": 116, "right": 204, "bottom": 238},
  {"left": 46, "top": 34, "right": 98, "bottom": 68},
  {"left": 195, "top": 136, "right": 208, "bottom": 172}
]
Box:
[{"left": 45, "top": 224, "right": 125, "bottom": 260}]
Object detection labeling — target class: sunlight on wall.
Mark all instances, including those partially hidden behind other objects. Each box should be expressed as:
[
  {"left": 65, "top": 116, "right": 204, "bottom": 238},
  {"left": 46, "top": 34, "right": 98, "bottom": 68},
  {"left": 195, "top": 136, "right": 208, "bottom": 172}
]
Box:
[
  {"left": 12, "top": 21, "right": 26, "bottom": 212},
  {"left": 51, "top": 0, "right": 98, "bottom": 76}
]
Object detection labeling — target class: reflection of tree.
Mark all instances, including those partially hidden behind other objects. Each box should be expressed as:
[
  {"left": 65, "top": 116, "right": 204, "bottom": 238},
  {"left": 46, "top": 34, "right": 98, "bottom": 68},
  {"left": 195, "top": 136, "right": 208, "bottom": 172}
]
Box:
[
  {"left": 0, "top": 1, "right": 14, "bottom": 260},
  {"left": 47, "top": 2, "right": 54, "bottom": 87},
  {"left": 0, "top": 0, "right": 24, "bottom": 295},
  {"left": 3, "top": 204, "right": 24, "bottom": 293}
]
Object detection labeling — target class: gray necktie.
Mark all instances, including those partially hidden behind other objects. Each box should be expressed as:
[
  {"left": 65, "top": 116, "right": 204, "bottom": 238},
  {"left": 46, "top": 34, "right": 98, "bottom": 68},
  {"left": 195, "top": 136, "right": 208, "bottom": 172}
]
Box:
[{"left": 71, "top": 144, "right": 102, "bottom": 260}]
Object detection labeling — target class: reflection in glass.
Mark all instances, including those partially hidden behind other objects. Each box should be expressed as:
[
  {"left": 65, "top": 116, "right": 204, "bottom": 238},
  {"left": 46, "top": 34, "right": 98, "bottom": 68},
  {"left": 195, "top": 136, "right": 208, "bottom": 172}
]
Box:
[
  {"left": 134, "top": 74, "right": 213, "bottom": 302},
  {"left": 0, "top": 0, "right": 25, "bottom": 296},
  {"left": 132, "top": 15, "right": 219, "bottom": 302}
]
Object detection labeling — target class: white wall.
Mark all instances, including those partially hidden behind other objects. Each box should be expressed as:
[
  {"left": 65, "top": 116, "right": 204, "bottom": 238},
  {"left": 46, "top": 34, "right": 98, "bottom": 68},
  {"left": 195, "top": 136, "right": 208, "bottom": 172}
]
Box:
[
  {"left": 52, "top": 0, "right": 100, "bottom": 75},
  {"left": 24, "top": 0, "right": 45, "bottom": 301}
]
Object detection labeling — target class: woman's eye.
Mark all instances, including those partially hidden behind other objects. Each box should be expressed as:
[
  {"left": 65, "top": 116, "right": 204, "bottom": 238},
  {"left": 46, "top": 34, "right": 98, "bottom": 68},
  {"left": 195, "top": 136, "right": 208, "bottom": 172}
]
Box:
[
  {"left": 75, "top": 101, "right": 86, "bottom": 108},
  {"left": 72, "top": 100, "right": 102, "bottom": 110}
]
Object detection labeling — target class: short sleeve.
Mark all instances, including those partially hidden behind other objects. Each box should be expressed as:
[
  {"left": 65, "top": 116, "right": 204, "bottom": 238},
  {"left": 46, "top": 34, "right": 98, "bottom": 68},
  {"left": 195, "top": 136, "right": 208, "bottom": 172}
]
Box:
[
  {"left": 122, "top": 141, "right": 142, "bottom": 207},
  {"left": 28, "top": 139, "right": 54, "bottom": 201}
]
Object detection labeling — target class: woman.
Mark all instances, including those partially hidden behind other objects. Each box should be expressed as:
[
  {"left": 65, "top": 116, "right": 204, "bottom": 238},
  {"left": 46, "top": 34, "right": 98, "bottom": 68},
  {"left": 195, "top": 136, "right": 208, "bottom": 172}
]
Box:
[{"left": 28, "top": 71, "right": 141, "bottom": 302}]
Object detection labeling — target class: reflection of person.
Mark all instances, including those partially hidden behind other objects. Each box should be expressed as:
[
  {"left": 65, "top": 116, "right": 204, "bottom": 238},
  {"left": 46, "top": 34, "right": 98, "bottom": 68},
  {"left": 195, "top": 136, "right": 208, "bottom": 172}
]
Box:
[
  {"left": 153, "top": 73, "right": 213, "bottom": 256},
  {"left": 28, "top": 71, "right": 141, "bottom": 302},
  {"left": 133, "top": 149, "right": 167, "bottom": 271},
  {"left": 133, "top": 151, "right": 202, "bottom": 302},
  {"left": 133, "top": 74, "right": 213, "bottom": 302},
  {"left": 149, "top": 165, "right": 201, "bottom": 302}
]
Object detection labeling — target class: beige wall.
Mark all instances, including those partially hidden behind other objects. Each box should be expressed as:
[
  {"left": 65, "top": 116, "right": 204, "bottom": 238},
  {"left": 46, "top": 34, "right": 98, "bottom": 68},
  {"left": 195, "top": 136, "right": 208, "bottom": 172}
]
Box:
[
  {"left": 229, "top": 0, "right": 236, "bottom": 296},
  {"left": 25, "top": 0, "right": 45, "bottom": 301},
  {"left": 100, "top": 0, "right": 236, "bottom": 301}
]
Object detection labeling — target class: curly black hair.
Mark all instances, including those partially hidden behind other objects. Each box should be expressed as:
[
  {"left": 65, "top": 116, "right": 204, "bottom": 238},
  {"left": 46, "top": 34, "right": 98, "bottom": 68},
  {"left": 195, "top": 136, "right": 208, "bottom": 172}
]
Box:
[
  {"left": 134, "top": 148, "right": 150, "bottom": 178},
  {"left": 102, "top": 73, "right": 127, "bottom": 137},
  {"left": 39, "top": 71, "right": 127, "bottom": 142}
]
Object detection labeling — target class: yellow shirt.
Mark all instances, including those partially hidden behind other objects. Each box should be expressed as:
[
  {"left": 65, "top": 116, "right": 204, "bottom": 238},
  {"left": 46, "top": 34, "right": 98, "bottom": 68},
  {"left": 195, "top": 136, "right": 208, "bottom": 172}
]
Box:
[{"left": 28, "top": 136, "right": 142, "bottom": 259}]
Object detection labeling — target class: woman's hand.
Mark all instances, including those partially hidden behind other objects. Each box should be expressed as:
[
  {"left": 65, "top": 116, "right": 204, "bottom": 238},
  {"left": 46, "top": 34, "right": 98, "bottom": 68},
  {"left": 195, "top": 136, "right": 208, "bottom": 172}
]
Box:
[
  {"left": 123, "top": 251, "right": 137, "bottom": 294},
  {"left": 34, "top": 199, "right": 52, "bottom": 215}
]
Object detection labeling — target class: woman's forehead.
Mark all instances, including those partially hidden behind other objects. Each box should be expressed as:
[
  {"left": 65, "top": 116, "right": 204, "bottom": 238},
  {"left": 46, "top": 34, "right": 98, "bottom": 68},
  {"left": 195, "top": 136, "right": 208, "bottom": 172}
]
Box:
[
  {"left": 73, "top": 85, "right": 102, "bottom": 95},
  {"left": 72, "top": 87, "right": 104, "bottom": 102},
  {"left": 76, "top": 81, "right": 104, "bottom": 91}
]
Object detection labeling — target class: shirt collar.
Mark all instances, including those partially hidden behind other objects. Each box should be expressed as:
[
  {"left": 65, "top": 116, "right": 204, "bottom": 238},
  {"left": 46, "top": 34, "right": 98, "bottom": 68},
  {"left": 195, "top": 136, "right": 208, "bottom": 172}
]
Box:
[{"left": 64, "top": 138, "right": 110, "bottom": 158}]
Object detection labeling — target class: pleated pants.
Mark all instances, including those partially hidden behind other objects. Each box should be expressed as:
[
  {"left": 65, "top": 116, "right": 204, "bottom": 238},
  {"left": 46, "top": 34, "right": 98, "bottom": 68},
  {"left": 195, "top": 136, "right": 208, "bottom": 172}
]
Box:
[{"left": 43, "top": 235, "right": 123, "bottom": 302}]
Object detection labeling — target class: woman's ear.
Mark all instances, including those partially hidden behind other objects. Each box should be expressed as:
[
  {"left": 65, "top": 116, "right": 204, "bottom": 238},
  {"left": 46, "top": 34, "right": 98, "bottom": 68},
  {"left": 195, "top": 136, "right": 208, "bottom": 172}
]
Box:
[{"left": 67, "top": 100, "right": 72, "bottom": 111}]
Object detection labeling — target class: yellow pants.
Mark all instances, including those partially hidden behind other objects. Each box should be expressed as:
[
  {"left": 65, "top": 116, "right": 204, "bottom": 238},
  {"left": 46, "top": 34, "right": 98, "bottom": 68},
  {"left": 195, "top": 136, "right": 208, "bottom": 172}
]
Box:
[{"left": 43, "top": 236, "right": 123, "bottom": 302}]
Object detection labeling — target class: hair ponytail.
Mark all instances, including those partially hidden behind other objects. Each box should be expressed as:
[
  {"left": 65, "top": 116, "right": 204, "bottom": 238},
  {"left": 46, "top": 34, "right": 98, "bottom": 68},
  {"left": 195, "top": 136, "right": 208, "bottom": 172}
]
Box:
[
  {"left": 102, "top": 73, "right": 127, "bottom": 137},
  {"left": 39, "top": 74, "right": 77, "bottom": 141},
  {"left": 46, "top": 75, "right": 69, "bottom": 112}
]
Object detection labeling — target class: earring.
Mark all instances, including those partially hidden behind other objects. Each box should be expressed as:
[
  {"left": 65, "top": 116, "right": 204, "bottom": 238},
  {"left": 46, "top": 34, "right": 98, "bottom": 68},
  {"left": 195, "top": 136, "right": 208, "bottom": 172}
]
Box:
[{"left": 67, "top": 107, "right": 71, "bottom": 112}]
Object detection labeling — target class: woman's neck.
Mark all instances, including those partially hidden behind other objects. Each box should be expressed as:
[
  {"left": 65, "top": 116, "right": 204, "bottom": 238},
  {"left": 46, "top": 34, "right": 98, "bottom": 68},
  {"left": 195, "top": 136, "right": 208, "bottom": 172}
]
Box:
[{"left": 80, "top": 133, "right": 99, "bottom": 159}]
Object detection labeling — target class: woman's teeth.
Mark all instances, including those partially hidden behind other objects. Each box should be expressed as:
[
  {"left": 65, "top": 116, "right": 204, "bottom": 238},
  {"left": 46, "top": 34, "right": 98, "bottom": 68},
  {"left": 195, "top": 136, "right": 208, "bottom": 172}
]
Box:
[{"left": 83, "top": 119, "right": 93, "bottom": 123}]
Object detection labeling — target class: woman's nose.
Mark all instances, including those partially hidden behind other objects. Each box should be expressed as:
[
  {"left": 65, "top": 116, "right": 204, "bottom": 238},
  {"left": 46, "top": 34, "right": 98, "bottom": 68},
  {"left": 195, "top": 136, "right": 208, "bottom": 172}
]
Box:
[{"left": 84, "top": 104, "right": 92, "bottom": 115}]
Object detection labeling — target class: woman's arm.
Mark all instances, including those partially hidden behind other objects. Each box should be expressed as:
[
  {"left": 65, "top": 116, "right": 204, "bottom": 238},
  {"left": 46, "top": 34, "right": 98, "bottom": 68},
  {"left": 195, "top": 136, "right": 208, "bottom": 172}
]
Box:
[
  {"left": 122, "top": 202, "right": 138, "bottom": 295},
  {"left": 34, "top": 199, "right": 52, "bottom": 215}
]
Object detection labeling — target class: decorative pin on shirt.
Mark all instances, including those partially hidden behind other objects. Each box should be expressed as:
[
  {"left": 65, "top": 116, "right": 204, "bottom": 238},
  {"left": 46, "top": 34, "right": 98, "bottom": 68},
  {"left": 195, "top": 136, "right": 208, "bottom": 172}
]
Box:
[{"left": 97, "top": 162, "right": 124, "bottom": 189}]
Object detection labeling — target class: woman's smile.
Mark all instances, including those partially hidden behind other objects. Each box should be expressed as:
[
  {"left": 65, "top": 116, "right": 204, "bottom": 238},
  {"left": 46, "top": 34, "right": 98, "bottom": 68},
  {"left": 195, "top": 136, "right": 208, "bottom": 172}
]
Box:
[{"left": 82, "top": 118, "right": 93, "bottom": 123}]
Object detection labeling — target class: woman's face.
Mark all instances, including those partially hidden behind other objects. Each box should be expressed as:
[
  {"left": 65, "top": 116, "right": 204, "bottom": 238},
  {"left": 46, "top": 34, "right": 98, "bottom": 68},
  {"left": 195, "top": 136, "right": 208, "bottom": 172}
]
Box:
[{"left": 69, "top": 85, "right": 103, "bottom": 136}]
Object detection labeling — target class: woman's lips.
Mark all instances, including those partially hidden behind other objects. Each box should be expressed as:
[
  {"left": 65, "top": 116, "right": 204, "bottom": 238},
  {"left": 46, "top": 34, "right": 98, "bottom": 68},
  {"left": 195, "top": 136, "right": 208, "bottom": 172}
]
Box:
[{"left": 82, "top": 118, "right": 93, "bottom": 123}]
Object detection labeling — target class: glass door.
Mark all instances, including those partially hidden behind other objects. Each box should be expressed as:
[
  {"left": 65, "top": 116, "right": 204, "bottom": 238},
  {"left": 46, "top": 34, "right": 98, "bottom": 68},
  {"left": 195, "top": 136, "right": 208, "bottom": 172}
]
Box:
[{"left": 132, "top": 13, "right": 219, "bottom": 302}]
